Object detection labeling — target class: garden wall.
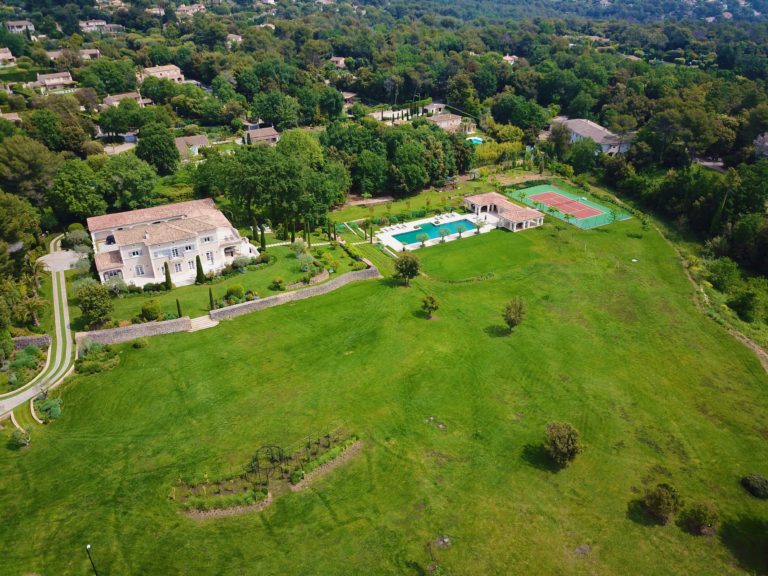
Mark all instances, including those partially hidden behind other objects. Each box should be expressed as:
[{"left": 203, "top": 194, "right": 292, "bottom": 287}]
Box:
[
  {"left": 75, "top": 317, "right": 192, "bottom": 347},
  {"left": 210, "top": 267, "right": 381, "bottom": 321},
  {"left": 13, "top": 335, "right": 51, "bottom": 350}
]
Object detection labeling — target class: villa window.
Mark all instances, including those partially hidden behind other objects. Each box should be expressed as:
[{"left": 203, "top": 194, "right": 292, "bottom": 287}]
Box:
[
  {"left": 206, "top": 251, "right": 214, "bottom": 263},
  {"left": 184, "top": 244, "right": 194, "bottom": 252},
  {"left": 188, "top": 260, "right": 195, "bottom": 270},
  {"left": 202, "top": 236, "right": 212, "bottom": 244},
  {"left": 104, "top": 270, "right": 121, "bottom": 280},
  {"left": 129, "top": 249, "right": 142, "bottom": 258},
  {"left": 171, "top": 247, "right": 180, "bottom": 258},
  {"left": 135, "top": 265, "right": 145, "bottom": 276},
  {"left": 174, "top": 262, "right": 182, "bottom": 273}
]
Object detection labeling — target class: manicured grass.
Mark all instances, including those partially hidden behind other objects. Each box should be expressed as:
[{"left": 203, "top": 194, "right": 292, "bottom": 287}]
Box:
[
  {"left": 68, "top": 245, "right": 358, "bottom": 327},
  {"left": 2, "top": 219, "right": 768, "bottom": 575}
]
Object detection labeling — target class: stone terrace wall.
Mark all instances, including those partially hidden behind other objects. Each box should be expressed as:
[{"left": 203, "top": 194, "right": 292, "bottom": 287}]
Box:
[
  {"left": 210, "top": 267, "right": 381, "bottom": 321},
  {"left": 13, "top": 335, "right": 52, "bottom": 350},
  {"left": 75, "top": 317, "right": 192, "bottom": 348}
]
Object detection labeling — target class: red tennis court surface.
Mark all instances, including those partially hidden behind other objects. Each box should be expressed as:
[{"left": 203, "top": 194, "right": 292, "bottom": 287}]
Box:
[{"left": 528, "top": 191, "right": 604, "bottom": 219}]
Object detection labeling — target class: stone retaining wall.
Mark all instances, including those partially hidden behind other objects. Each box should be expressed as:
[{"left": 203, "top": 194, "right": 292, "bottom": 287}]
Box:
[
  {"left": 13, "top": 335, "right": 52, "bottom": 350},
  {"left": 210, "top": 266, "right": 381, "bottom": 321},
  {"left": 75, "top": 317, "right": 192, "bottom": 348}
]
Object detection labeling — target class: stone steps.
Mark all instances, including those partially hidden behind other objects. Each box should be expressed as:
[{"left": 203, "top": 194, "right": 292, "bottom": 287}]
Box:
[{"left": 188, "top": 315, "right": 219, "bottom": 332}]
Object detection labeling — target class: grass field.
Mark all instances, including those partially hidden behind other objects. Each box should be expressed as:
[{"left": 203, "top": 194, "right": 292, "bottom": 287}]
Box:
[
  {"left": 67, "top": 245, "right": 356, "bottom": 327},
  {"left": 2, "top": 218, "right": 768, "bottom": 575}
]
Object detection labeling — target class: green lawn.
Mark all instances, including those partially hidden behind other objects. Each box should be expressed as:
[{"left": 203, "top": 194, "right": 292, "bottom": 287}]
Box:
[
  {"left": 2, "top": 219, "right": 768, "bottom": 575},
  {"left": 68, "top": 245, "right": 357, "bottom": 327}
]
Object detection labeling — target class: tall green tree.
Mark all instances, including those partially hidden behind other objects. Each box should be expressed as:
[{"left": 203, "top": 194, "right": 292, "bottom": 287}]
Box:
[
  {"left": 136, "top": 123, "right": 179, "bottom": 175},
  {"left": 0, "top": 136, "right": 62, "bottom": 206},
  {"left": 48, "top": 159, "right": 106, "bottom": 222}
]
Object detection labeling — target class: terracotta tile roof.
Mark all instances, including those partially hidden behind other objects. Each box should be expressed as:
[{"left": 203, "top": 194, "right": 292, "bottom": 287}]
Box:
[
  {"left": 113, "top": 217, "right": 218, "bottom": 246},
  {"left": 174, "top": 134, "right": 209, "bottom": 158},
  {"left": 247, "top": 127, "right": 279, "bottom": 141},
  {"left": 95, "top": 250, "right": 123, "bottom": 270},
  {"left": 464, "top": 192, "right": 543, "bottom": 223},
  {"left": 87, "top": 198, "right": 222, "bottom": 231}
]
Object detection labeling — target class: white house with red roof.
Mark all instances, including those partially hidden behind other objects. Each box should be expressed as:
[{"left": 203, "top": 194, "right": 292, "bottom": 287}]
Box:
[
  {"left": 87, "top": 199, "right": 258, "bottom": 287},
  {"left": 463, "top": 192, "right": 544, "bottom": 232}
]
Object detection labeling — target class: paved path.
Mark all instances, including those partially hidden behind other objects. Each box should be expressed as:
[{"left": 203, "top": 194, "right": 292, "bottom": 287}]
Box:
[{"left": 0, "top": 236, "right": 77, "bottom": 418}]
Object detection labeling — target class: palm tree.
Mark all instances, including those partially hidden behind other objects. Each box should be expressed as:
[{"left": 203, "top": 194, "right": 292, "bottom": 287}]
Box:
[
  {"left": 13, "top": 287, "right": 47, "bottom": 327},
  {"left": 416, "top": 233, "right": 429, "bottom": 247},
  {"left": 25, "top": 259, "right": 46, "bottom": 295}
]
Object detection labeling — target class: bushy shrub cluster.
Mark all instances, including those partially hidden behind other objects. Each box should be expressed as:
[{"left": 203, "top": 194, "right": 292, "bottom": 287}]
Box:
[
  {"left": 741, "top": 473, "right": 768, "bottom": 499},
  {"left": 37, "top": 397, "right": 63, "bottom": 422},
  {"left": 75, "top": 341, "right": 119, "bottom": 375}
]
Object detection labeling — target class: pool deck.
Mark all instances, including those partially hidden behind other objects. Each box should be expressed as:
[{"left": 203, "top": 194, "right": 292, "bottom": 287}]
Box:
[{"left": 376, "top": 212, "right": 499, "bottom": 251}]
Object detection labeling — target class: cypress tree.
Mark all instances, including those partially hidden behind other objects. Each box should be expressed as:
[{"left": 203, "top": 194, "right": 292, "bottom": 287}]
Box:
[
  {"left": 195, "top": 255, "right": 205, "bottom": 284},
  {"left": 259, "top": 224, "right": 266, "bottom": 251},
  {"left": 176, "top": 298, "right": 182, "bottom": 317},
  {"left": 164, "top": 262, "right": 172, "bottom": 291},
  {"left": 209, "top": 287, "right": 214, "bottom": 310}
]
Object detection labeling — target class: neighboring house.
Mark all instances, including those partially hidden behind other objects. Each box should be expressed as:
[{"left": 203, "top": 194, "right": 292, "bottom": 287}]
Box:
[
  {"left": 176, "top": 3, "right": 206, "bottom": 17},
  {"left": 463, "top": 193, "right": 544, "bottom": 232},
  {"left": 341, "top": 91, "right": 357, "bottom": 105},
  {"left": 175, "top": 134, "right": 209, "bottom": 161},
  {"left": 27, "top": 71, "right": 76, "bottom": 94},
  {"left": 550, "top": 117, "right": 631, "bottom": 155},
  {"left": 102, "top": 91, "right": 152, "bottom": 109},
  {"left": 146, "top": 7, "right": 165, "bottom": 16},
  {"left": 79, "top": 19, "right": 108, "bottom": 33},
  {"left": 226, "top": 33, "right": 242, "bottom": 48},
  {"left": 5, "top": 20, "right": 35, "bottom": 34},
  {"left": 503, "top": 54, "right": 519, "bottom": 65},
  {"left": 423, "top": 102, "right": 446, "bottom": 116},
  {"left": 329, "top": 56, "right": 346, "bottom": 69},
  {"left": 47, "top": 48, "right": 100, "bottom": 60},
  {"left": 0, "top": 112, "right": 22, "bottom": 124},
  {"left": 0, "top": 47, "right": 16, "bottom": 67},
  {"left": 244, "top": 126, "right": 280, "bottom": 145},
  {"left": 104, "top": 23, "right": 125, "bottom": 34},
  {"left": 87, "top": 198, "right": 258, "bottom": 288},
  {"left": 425, "top": 113, "right": 475, "bottom": 134},
  {"left": 753, "top": 133, "right": 768, "bottom": 157},
  {"left": 138, "top": 64, "right": 185, "bottom": 83}
]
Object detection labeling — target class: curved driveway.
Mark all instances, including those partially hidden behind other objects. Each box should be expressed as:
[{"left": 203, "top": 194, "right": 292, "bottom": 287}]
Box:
[{"left": 0, "top": 236, "right": 76, "bottom": 418}]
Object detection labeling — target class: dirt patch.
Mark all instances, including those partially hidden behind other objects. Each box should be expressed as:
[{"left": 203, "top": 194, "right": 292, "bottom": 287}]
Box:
[
  {"left": 185, "top": 492, "right": 273, "bottom": 520},
  {"left": 425, "top": 416, "right": 448, "bottom": 431},
  {"left": 490, "top": 173, "right": 548, "bottom": 186},
  {"left": 289, "top": 441, "right": 363, "bottom": 492},
  {"left": 433, "top": 535, "right": 452, "bottom": 549},
  {"left": 574, "top": 544, "right": 591, "bottom": 557}
]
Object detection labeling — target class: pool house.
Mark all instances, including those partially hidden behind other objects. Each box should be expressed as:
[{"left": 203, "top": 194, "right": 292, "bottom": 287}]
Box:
[{"left": 463, "top": 193, "right": 544, "bottom": 232}]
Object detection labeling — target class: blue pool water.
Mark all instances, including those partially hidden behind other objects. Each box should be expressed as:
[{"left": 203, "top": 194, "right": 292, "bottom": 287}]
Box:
[
  {"left": 393, "top": 219, "right": 476, "bottom": 245},
  {"left": 466, "top": 137, "right": 484, "bottom": 144}
]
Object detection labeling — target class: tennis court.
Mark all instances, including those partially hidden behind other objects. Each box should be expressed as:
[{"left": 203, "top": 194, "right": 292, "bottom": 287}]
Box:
[{"left": 507, "top": 184, "right": 631, "bottom": 229}]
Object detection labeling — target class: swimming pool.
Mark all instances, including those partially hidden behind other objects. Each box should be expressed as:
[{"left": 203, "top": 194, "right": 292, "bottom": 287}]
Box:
[
  {"left": 393, "top": 219, "right": 476, "bottom": 245},
  {"left": 466, "top": 137, "right": 484, "bottom": 144}
]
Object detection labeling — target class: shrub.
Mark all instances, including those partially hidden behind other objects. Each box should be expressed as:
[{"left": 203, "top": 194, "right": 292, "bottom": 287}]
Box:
[
  {"left": 141, "top": 299, "right": 163, "bottom": 321},
  {"left": 75, "top": 343, "right": 119, "bottom": 374},
  {"left": 643, "top": 483, "right": 681, "bottom": 524},
  {"left": 232, "top": 256, "right": 250, "bottom": 270},
  {"left": 682, "top": 501, "right": 719, "bottom": 535},
  {"left": 8, "top": 371, "right": 18, "bottom": 388},
  {"left": 105, "top": 277, "right": 128, "bottom": 296},
  {"left": 255, "top": 252, "right": 271, "bottom": 264},
  {"left": 62, "top": 229, "right": 90, "bottom": 249},
  {"left": 127, "top": 284, "right": 143, "bottom": 294},
  {"left": 73, "top": 258, "right": 92, "bottom": 278},
  {"left": 352, "top": 261, "right": 367, "bottom": 271},
  {"left": 502, "top": 297, "right": 525, "bottom": 331},
  {"left": 322, "top": 252, "right": 340, "bottom": 271},
  {"left": 707, "top": 258, "right": 741, "bottom": 293},
  {"left": 195, "top": 255, "right": 206, "bottom": 284},
  {"left": 9, "top": 428, "right": 31, "bottom": 448},
  {"left": 132, "top": 338, "right": 149, "bottom": 349},
  {"left": 290, "top": 469, "right": 305, "bottom": 484},
  {"left": 292, "top": 238, "right": 307, "bottom": 255},
  {"left": 269, "top": 277, "right": 285, "bottom": 291},
  {"left": 226, "top": 284, "right": 245, "bottom": 300},
  {"left": 741, "top": 473, "right": 768, "bottom": 499},
  {"left": 11, "top": 353, "right": 37, "bottom": 371},
  {"left": 544, "top": 422, "right": 583, "bottom": 467},
  {"left": 421, "top": 295, "right": 439, "bottom": 318},
  {"left": 38, "top": 398, "right": 62, "bottom": 421},
  {"left": 67, "top": 223, "right": 84, "bottom": 232},
  {"left": 77, "top": 283, "right": 113, "bottom": 327}
]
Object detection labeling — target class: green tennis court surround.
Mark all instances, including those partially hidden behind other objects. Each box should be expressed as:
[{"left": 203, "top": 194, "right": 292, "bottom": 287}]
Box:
[{"left": 507, "top": 184, "right": 631, "bottom": 229}]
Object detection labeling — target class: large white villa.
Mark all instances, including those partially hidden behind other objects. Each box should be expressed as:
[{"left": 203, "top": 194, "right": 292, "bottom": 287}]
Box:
[{"left": 87, "top": 199, "right": 258, "bottom": 287}]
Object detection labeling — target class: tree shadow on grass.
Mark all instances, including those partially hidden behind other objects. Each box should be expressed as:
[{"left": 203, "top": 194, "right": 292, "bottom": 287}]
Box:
[
  {"left": 521, "top": 443, "right": 560, "bottom": 473},
  {"left": 720, "top": 516, "right": 768, "bottom": 575},
  {"left": 625, "top": 498, "right": 659, "bottom": 527},
  {"left": 484, "top": 325, "right": 511, "bottom": 338},
  {"left": 412, "top": 309, "right": 430, "bottom": 320},
  {"left": 380, "top": 277, "right": 403, "bottom": 288}
]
